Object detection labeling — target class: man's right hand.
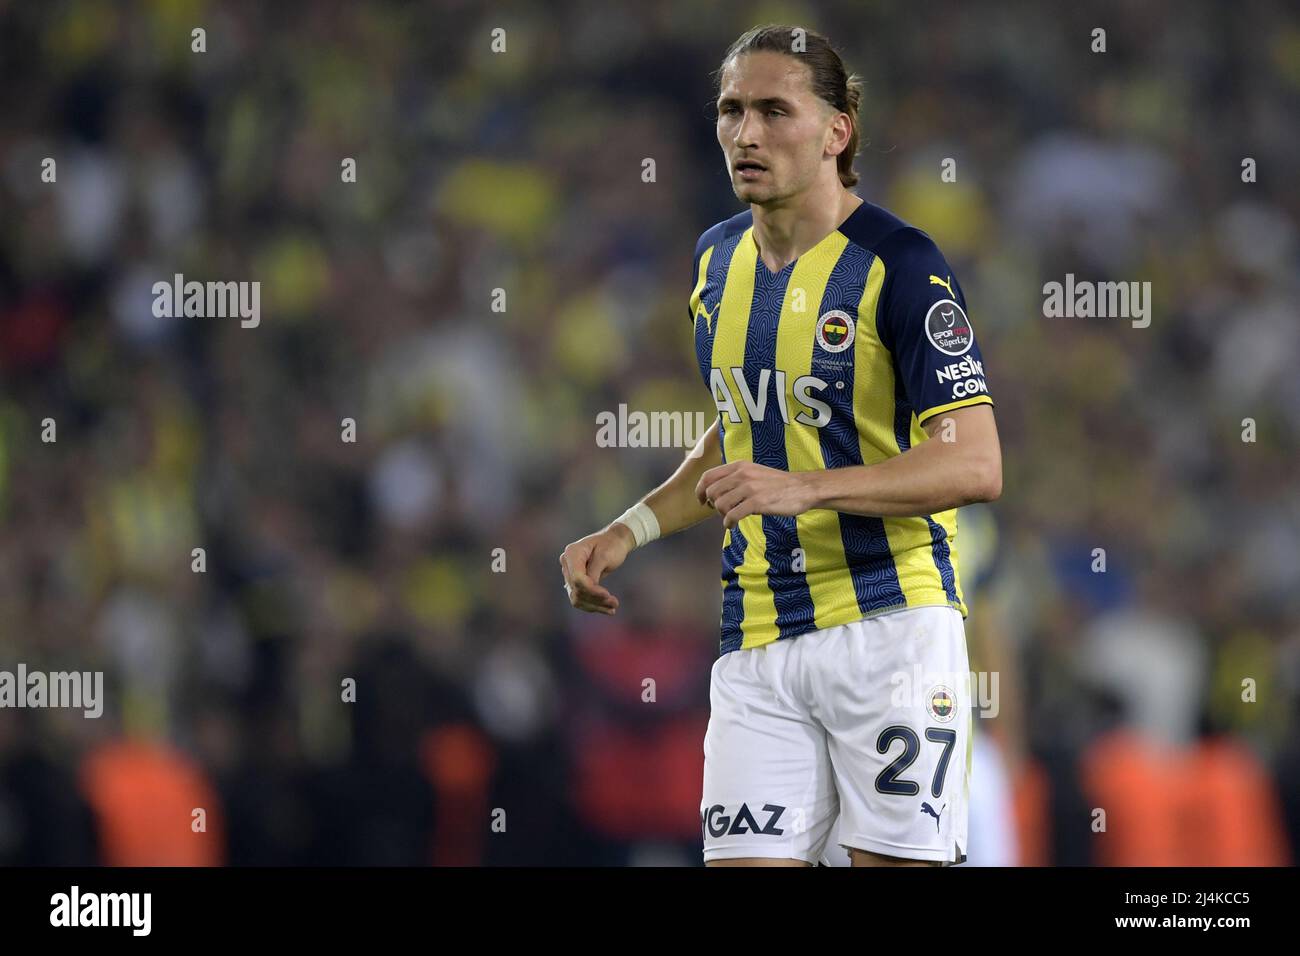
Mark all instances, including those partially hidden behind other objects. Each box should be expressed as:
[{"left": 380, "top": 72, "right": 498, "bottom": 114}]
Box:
[
  {"left": 560, "top": 419, "right": 722, "bottom": 616},
  {"left": 559, "top": 523, "right": 636, "bottom": 615}
]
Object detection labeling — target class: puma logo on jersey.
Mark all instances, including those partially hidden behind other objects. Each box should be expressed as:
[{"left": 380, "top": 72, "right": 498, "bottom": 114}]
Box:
[
  {"left": 929, "top": 274, "right": 954, "bottom": 297},
  {"left": 695, "top": 300, "right": 719, "bottom": 326}
]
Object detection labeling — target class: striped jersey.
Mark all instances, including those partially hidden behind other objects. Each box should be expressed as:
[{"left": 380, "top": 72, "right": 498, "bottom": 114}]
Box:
[{"left": 688, "top": 199, "right": 994, "bottom": 654}]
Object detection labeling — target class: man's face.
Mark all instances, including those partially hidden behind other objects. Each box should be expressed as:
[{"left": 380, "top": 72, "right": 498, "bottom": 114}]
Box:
[{"left": 716, "top": 51, "right": 833, "bottom": 205}]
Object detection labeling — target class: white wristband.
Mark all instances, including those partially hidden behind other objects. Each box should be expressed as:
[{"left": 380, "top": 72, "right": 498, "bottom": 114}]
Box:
[{"left": 614, "top": 502, "right": 661, "bottom": 549}]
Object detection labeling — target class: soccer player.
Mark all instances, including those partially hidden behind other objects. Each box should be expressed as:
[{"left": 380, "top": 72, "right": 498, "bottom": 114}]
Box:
[{"left": 560, "top": 24, "right": 1001, "bottom": 867}]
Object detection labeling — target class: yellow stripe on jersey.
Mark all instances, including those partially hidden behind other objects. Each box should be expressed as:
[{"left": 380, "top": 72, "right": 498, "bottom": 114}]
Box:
[
  {"left": 851, "top": 257, "right": 895, "bottom": 466},
  {"left": 778, "top": 231, "right": 861, "bottom": 631},
  {"left": 711, "top": 228, "right": 779, "bottom": 648}
]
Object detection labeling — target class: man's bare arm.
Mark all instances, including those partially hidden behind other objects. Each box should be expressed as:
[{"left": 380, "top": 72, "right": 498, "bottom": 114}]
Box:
[
  {"left": 560, "top": 418, "right": 722, "bottom": 614},
  {"left": 630, "top": 416, "right": 723, "bottom": 540},
  {"left": 804, "top": 404, "right": 1002, "bottom": 517},
  {"left": 696, "top": 404, "right": 1001, "bottom": 528}
]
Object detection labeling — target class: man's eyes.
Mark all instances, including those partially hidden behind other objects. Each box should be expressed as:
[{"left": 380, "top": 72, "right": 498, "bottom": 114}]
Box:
[{"left": 720, "top": 106, "right": 785, "bottom": 117}]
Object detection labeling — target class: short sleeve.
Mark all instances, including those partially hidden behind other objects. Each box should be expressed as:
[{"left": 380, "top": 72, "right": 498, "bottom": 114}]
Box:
[{"left": 875, "top": 228, "right": 993, "bottom": 425}]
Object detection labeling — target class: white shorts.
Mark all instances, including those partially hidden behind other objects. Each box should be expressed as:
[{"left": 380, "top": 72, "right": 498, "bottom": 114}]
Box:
[{"left": 700, "top": 605, "right": 971, "bottom": 865}]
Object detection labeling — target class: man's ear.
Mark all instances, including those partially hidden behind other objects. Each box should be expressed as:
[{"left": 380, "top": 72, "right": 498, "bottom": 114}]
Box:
[{"left": 824, "top": 107, "right": 848, "bottom": 157}]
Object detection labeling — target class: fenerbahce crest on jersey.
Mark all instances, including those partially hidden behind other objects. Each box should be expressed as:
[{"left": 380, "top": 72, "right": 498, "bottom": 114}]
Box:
[{"left": 687, "top": 201, "right": 994, "bottom": 654}]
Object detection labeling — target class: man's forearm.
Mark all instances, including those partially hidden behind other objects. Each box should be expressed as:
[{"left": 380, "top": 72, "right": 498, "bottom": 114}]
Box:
[
  {"left": 609, "top": 419, "right": 721, "bottom": 546},
  {"left": 803, "top": 432, "right": 1000, "bottom": 518}
]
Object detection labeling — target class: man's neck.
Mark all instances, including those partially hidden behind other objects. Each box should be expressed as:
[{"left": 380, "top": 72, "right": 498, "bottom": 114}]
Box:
[{"left": 750, "top": 187, "right": 863, "bottom": 272}]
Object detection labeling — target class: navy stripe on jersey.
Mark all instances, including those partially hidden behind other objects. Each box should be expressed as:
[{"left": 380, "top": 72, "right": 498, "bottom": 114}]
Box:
[
  {"left": 927, "top": 519, "right": 959, "bottom": 604},
  {"left": 719, "top": 511, "right": 747, "bottom": 654},
  {"left": 819, "top": 245, "right": 906, "bottom": 615},
  {"left": 892, "top": 377, "right": 959, "bottom": 604},
  {"left": 719, "top": 406, "right": 747, "bottom": 651},
  {"left": 743, "top": 260, "right": 817, "bottom": 641}
]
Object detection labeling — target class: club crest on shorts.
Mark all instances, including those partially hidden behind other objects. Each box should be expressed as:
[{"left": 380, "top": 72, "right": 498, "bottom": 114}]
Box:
[
  {"left": 927, "top": 685, "right": 956, "bottom": 722},
  {"left": 815, "top": 309, "right": 855, "bottom": 353}
]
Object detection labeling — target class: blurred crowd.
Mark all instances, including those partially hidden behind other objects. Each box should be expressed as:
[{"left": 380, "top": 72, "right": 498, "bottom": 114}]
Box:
[{"left": 1, "top": 0, "right": 1298, "bottom": 865}]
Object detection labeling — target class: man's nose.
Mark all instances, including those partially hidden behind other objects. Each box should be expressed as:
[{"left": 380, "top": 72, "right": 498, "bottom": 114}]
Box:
[{"left": 732, "top": 108, "right": 760, "bottom": 148}]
